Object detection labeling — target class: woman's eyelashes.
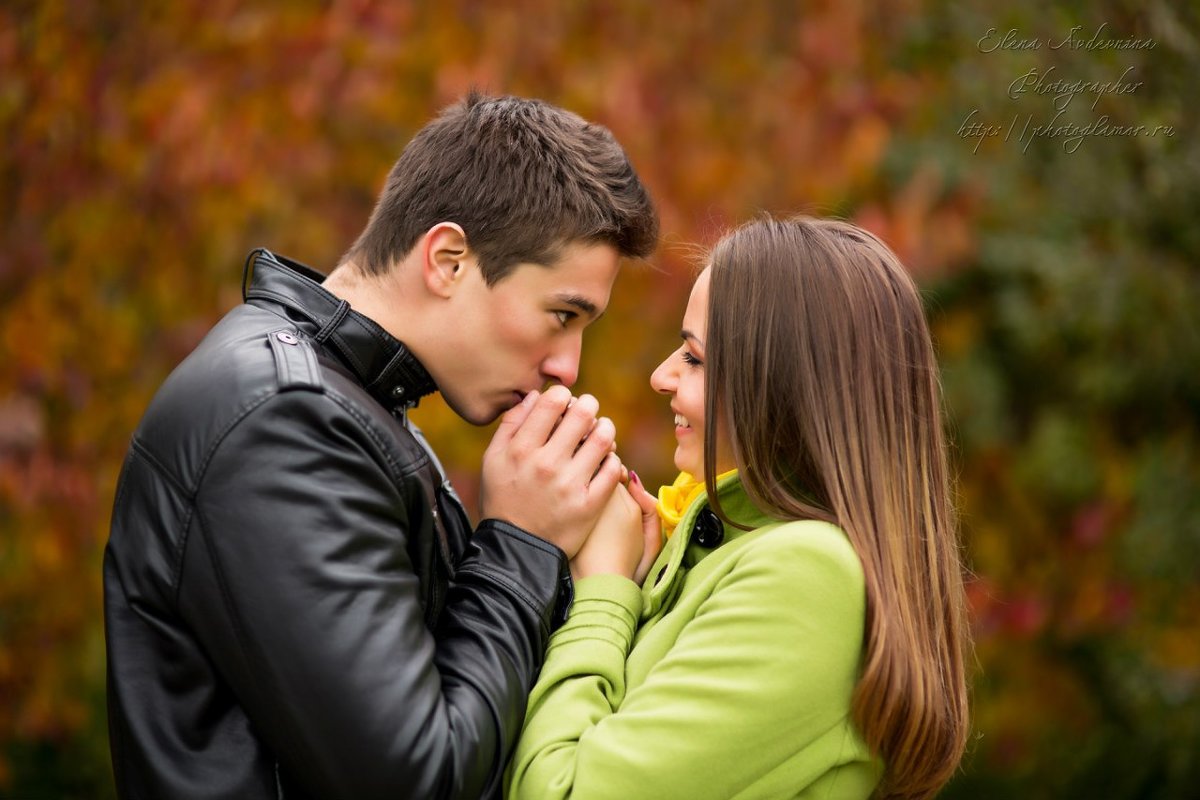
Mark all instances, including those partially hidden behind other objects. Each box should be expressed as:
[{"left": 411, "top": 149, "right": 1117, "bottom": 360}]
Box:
[{"left": 682, "top": 350, "right": 703, "bottom": 367}]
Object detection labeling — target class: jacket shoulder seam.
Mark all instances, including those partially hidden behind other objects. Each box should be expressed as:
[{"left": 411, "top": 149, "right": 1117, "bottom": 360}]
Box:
[
  {"left": 173, "top": 389, "right": 277, "bottom": 606},
  {"left": 129, "top": 436, "right": 191, "bottom": 499},
  {"left": 126, "top": 438, "right": 197, "bottom": 606}
]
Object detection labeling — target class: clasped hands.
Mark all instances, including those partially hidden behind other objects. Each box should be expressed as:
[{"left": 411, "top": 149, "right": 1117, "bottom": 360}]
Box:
[{"left": 480, "top": 385, "right": 662, "bottom": 584}]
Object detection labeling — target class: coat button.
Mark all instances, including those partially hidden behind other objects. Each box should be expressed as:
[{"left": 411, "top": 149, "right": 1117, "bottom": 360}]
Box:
[
  {"left": 392, "top": 386, "right": 406, "bottom": 399},
  {"left": 693, "top": 508, "right": 725, "bottom": 548},
  {"left": 275, "top": 331, "right": 299, "bottom": 345}
]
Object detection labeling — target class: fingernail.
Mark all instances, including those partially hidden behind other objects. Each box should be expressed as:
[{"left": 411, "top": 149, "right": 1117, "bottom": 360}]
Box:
[
  {"left": 630, "top": 470, "right": 641, "bottom": 486},
  {"left": 523, "top": 390, "right": 539, "bottom": 407}
]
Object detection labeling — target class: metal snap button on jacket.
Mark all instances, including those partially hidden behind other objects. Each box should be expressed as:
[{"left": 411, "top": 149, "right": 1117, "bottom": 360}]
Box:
[{"left": 693, "top": 508, "right": 725, "bottom": 548}]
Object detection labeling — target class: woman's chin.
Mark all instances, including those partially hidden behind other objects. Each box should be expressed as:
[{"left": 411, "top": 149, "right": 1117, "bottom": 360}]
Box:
[{"left": 673, "top": 450, "right": 703, "bottom": 481}]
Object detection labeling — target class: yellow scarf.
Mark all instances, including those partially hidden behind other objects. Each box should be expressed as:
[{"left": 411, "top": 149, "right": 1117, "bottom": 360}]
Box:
[{"left": 657, "top": 469, "right": 738, "bottom": 539}]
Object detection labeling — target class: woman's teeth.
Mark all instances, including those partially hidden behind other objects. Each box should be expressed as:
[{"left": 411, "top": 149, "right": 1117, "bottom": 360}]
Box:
[{"left": 674, "top": 414, "right": 691, "bottom": 429}]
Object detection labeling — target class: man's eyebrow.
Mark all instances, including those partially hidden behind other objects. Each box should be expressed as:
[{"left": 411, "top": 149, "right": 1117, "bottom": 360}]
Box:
[{"left": 555, "top": 293, "right": 601, "bottom": 320}]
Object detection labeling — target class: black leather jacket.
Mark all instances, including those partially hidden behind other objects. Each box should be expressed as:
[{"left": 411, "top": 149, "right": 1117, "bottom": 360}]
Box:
[{"left": 104, "top": 249, "right": 572, "bottom": 800}]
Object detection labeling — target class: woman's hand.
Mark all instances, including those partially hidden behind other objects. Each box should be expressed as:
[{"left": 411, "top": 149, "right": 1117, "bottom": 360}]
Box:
[
  {"left": 628, "top": 472, "right": 663, "bottom": 584},
  {"left": 571, "top": 472, "right": 663, "bottom": 584}
]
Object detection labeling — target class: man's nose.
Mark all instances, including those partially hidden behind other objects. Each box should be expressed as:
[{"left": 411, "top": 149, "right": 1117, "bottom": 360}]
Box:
[{"left": 541, "top": 337, "right": 582, "bottom": 388}]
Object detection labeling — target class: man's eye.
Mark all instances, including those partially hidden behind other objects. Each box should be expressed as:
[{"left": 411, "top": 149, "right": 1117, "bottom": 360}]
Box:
[{"left": 555, "top": 310, "right": 577, "bottom": 327}]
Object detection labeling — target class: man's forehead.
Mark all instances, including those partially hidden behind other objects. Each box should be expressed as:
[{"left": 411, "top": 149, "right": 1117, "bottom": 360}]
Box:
[{"left": 521, "top": 244, "right": 619, "bottom": 311}]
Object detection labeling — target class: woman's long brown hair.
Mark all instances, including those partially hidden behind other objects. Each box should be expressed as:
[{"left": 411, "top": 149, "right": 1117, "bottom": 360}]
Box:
[{"left": 703, "top": 216, "right": 970, "bottom": 799}]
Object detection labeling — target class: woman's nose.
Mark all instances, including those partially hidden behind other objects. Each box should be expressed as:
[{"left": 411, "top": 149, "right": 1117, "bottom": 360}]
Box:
[{"left": 650, "top": 357, "right": 675, "bottom": 395}]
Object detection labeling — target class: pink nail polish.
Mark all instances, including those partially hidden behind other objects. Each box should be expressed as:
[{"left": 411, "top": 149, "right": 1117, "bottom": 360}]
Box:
[{"left": 630, "top": 470, "right": 641, "bottom": 486}]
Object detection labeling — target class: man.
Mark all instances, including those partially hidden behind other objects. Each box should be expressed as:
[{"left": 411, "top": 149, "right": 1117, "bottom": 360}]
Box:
[{"left": 104, "top": 92, "right": 658, "bottom": 799}]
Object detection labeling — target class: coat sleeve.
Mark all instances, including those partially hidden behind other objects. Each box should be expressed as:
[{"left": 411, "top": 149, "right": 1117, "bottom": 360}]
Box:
[
  {"left": 506, "top": 524, "right": 869, "bottom": 800},
  {"left": 178, "top": 389, "right": 567, "bottom": 800}
]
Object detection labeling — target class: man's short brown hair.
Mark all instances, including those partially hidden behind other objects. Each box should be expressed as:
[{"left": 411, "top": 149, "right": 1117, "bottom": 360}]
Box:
[{"left": 346, "top": 92, "right": 658, "bottom": 284}]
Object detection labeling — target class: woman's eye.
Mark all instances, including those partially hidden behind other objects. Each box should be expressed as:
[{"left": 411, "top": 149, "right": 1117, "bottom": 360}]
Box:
[{"left": 682, "top": 351, "right": 702, "bottom": 366}]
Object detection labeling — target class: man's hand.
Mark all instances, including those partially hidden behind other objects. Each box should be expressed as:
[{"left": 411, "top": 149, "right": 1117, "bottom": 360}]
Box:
[
  {"left": 480, "top": 386, "right": 624, "bottom": 559},
  {"left": 571, "top": 472, "right": 663, "bottom": 583}
]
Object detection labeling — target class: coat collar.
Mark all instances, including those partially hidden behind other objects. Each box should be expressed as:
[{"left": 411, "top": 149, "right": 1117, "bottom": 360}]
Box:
[
  {"left": 243, "top": 248, "right": 437, "bottom": 410},
  {"left": 641, "top": 473, "right": 779, "bottom": 620}
]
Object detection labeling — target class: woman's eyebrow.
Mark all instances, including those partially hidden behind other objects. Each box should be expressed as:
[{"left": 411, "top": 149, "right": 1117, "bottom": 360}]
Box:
[{"left": 681, "top": 330, "right": 704, "bottom": 348}]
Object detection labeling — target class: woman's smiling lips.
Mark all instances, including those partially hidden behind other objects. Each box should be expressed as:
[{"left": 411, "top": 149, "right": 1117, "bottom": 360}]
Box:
[{"left": 673, "top": 411, "right": 693, "bottom": 436}]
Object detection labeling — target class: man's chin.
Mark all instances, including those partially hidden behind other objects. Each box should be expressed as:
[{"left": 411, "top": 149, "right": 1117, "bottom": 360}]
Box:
[
  {"left": 442, "top": 394, "right": 506, "bottom": 427},
  {"left": 457, "top": 406, "right": 499, "bottom": 427}
]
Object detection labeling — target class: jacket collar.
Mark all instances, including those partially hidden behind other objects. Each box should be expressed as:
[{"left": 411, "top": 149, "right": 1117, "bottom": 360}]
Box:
[
  {"left": 243, "top": 248, "right": 437, "bottom": 409},
  {"left": 641, "top": 473, "right": 779, "bottom": 620}
]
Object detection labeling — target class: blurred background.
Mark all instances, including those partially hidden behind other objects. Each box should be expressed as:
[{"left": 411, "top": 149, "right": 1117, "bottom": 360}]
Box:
[{"left": 2, "top": 0, "right": 1198, "bottom": 797}]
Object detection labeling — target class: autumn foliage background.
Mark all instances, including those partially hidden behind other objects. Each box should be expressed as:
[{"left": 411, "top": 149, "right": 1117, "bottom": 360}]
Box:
[{"left": 3, "top": 1, "right": 1198, "bottom": 797}]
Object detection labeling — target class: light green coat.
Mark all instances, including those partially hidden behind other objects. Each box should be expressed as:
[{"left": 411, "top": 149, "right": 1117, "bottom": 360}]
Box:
[{"left": 507, "top": 474, "right": 881, "bottom": 799}]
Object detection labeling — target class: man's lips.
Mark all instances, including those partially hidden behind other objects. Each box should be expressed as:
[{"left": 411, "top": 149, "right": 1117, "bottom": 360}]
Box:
[{"left": 508, "top": 389, "right": 539, "bottom": 409}]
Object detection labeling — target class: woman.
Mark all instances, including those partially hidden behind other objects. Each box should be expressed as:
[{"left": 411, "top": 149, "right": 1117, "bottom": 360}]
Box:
[{"left": 507, "top": 216, "right": 971, "bottom": 799}]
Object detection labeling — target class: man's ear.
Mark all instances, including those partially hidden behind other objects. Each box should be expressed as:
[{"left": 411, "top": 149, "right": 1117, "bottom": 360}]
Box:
[{"left": 421, "top": 222, "right": 470, "bottom": 299}]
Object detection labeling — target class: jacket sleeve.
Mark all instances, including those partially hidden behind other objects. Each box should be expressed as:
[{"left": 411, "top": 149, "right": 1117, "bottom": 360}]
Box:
[
  {"left": 177, "top": 389, "right": 567, "bottom": 800},
  {"left": 506, "top": 525, "right": 867, "bottom": 800}
]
